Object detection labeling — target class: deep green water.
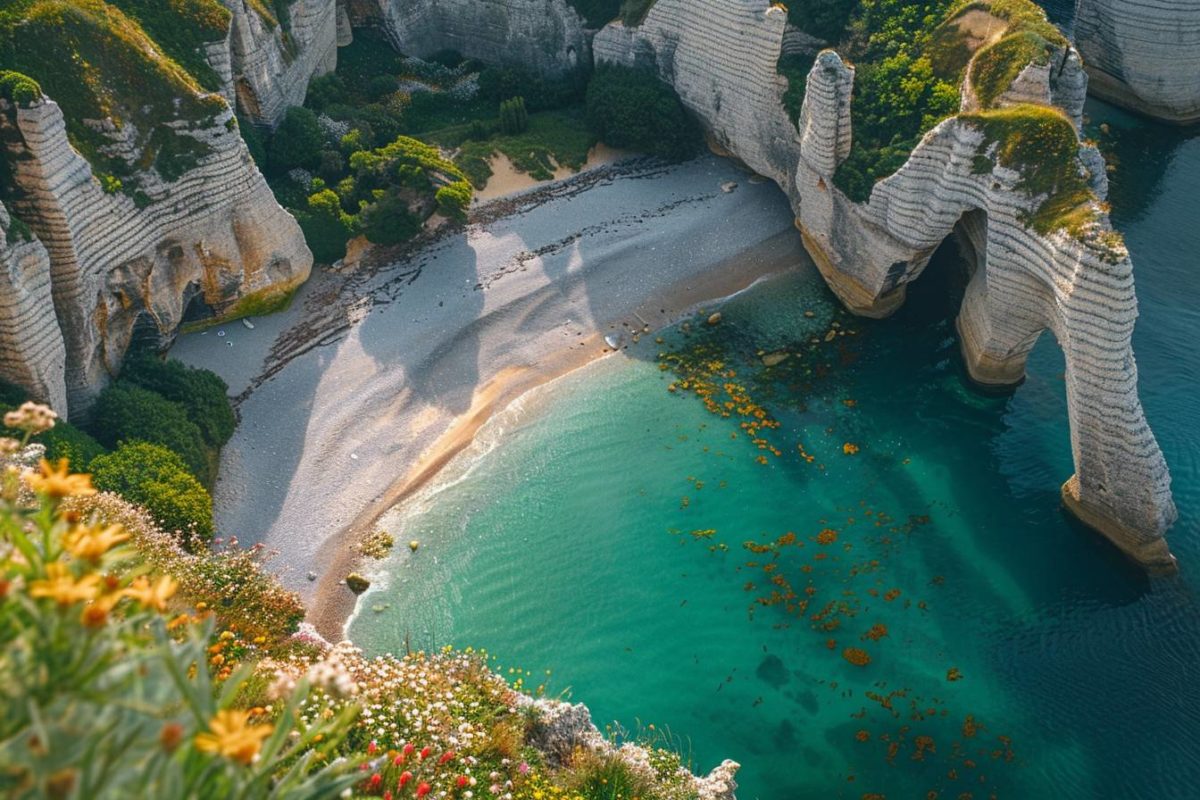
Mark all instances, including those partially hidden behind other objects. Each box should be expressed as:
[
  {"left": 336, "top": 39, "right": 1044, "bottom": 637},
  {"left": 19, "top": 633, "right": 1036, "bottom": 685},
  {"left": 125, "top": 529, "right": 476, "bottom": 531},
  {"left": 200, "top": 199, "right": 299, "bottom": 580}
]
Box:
[{"left": 349, "top": 101, "right": 1200, "bottom": 799}]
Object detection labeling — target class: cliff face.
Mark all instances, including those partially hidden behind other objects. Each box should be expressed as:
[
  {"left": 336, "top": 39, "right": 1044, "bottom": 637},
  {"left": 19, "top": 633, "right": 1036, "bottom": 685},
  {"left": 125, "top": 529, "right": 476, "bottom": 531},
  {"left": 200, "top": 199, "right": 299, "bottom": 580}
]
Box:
[
  {"left": 214, "top": 0, "right": 340, "bottom": 128},
  {"left": 0, "top": 202, "right": 67, "bottom": 412},
  {"left": 0, "top": 96, "right": 311, "bottom": 418},
  {"left": 594, "top": 0, "right": 1178, "bottom": 569},
  {"left": 1074, "top": 0, "right": 1200, "bottom": 124},
  {"left": 345, "top": 0, "right": 590, "bottom": 75}
]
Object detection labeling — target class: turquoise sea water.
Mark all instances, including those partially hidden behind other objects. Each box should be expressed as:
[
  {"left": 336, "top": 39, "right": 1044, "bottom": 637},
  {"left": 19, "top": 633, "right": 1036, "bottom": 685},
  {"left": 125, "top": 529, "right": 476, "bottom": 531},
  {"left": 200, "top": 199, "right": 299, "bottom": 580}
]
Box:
[{"left": 349, "top": 101, "right": 1200, "bottom": 799}]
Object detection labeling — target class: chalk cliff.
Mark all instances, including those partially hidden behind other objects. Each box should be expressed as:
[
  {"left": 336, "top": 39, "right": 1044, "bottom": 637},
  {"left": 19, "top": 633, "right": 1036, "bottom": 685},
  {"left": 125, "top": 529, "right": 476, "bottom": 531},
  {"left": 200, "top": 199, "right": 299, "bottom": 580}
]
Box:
[
  {"left": 344, "top": 0, "right": 590, "bottom": 75},
  {"left": 1074, "top": 0, "right": 1200, "bottom": 124},
  {"left": 0, "top": 96, "right": 311, "bottom": 418},
  {"left": 594, "top": 0, "right": 1177, "bottom": 569},
  {"left": 214, "top": 0, "right": 340, "bottom": 128},
  {"left": 0, "top": 202, "right": 66, "bottom": 412}
]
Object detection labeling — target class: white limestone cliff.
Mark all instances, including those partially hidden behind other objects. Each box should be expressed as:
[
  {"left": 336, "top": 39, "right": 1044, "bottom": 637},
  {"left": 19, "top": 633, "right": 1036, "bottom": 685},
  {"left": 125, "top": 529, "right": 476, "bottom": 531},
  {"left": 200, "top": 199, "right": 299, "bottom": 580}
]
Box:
[
  {"left": 593, "top": 0, "right": 1178, "bottom": 569},
  {"left": 345, "top": 0, "right": 590, "bottom": 76},
  {"left": 0, "top": 202, "right": 67, "bottom": 412},
  {"left": 0, "top": 96, "right": 311, "bottom": 418},
  {"left": 213, "top": 0, "right": 340, "bottom": 128},
  {"left": 1074, "top": 0, "right": 1200, "bottom": 124}
]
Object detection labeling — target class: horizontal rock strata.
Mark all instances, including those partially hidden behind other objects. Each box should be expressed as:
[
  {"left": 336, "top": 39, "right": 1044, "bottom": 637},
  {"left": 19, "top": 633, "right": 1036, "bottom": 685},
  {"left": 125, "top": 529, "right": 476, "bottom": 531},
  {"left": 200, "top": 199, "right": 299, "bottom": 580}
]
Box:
[
  {"left": 345, "top": 0, "right": 590, "bottom": 76},
  {"left": 1074, "top": 0, "right": 1200, "bottom": 123},
  {"left": 0, "top": 202, "right": 66, "bottom": 411},
  {"left": 0, "top": 96, "right": 311, "bottom": 418},
  {"left": 593, "top": 0, "right": 1178, "bottom": 567}
]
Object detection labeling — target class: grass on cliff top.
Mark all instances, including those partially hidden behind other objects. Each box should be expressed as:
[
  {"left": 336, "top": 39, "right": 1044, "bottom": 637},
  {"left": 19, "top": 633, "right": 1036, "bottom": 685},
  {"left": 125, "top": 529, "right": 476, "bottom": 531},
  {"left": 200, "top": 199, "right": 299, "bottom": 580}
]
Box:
[
  {"left": 106, "top": 0, "right": 230, "bottom": 91},
  {"left": 0, "top": 0, "right": 226, "bottom": 189},
  {"left": 962, "top": 104, "right": 1100, "bottom": 237}
]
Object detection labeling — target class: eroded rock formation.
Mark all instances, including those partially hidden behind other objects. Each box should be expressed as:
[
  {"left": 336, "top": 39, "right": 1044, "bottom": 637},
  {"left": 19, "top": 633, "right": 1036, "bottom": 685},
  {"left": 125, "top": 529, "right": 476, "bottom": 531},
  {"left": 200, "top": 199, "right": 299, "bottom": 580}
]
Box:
[
  {"left": 1074, "top": 0, "right": 1200, "bottom": 124},
  {"left": 594, "top": 0, "right": 1177, "bottom": 569},
  {"left": 0, "top": 202, "right": 66, "bottom": 411},
  {"left": 0, "top": 96, "right": 311, "bottom": 417},
  {"left": 214, "top": 0, "right": 340, "bottom": 128},
  {"left": 344, "top": 0, "right": 590, "bottom": 75}
]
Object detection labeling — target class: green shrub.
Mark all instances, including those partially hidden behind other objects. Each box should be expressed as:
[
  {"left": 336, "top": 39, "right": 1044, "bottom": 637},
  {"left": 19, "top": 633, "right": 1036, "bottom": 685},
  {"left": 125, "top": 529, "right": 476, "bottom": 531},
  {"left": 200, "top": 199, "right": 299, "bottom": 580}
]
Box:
[
  {"left": 0, "top": 69, "right": 42, "bottom": 105},
  {"left": 585, "top": 65, "right": 700, "bottom": 161},
  {"left": 499, "top": 96, "right": 529, "bottom": 135},
  {"left": 90, "top": 441, "right": 215, "bottom": 543},
  {"left": 107, "top": 0, "right": 231, "bottom": 91},
  {"left": 89, "top": 382, "right": 212, "bottom": 484},
  {"left": 119, "top": 354, "right": 236, "bottom": 448},
  {"left": 268, "top": 106, "right": 324, "bottom": 171},
  {"left": 358, "top": 192, "right": 423, "bottom": 245},
  {"left": 39, "top": 422, "right": 108, "bottom": 468},
  {"left": 295, "top": 188, "right": 357, "bottom": 262},
  {"left": 237, "top": 115, "right": 268, "bottom": 167},
  {"left": 305, "top": 72, "right": 346, "bottom": 111}
]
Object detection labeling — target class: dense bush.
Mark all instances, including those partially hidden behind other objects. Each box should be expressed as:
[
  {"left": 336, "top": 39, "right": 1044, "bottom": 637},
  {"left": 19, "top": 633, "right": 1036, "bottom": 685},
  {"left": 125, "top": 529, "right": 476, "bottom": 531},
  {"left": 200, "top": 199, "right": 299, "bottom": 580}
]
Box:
[
  {"left": 585, "top": 65, "right": 700, "bottom": 161},
  {"left": 499, "top": 96, "right": 529, "bottom": 135},
  {"left": 90, "top": 441, "right": 214, "bottom": 543},
  {"left": 89, "top": 382, "right": 212, "bottom": 484},
  {"left": 0, "top": 69, "right": 42, "bottom": 105},
  {"left": 295, "top": 188, "right": 358, "bottom": 262},
  {"left": 120, "top": 354, "right": 236, "bottom": 448},
  {"left": 269, "top": 106, "right": 324, "bottom": 171}
]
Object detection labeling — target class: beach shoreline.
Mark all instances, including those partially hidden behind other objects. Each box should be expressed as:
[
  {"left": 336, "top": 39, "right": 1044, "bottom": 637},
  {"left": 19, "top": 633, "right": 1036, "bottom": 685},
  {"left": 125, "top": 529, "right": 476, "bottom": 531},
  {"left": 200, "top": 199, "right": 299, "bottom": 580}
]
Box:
[
  {"left": 170, "top": 155, "right": 812, "bottom": 641},
  {"left": 311, "top": 233, "right": 804, "bottom": 640}
]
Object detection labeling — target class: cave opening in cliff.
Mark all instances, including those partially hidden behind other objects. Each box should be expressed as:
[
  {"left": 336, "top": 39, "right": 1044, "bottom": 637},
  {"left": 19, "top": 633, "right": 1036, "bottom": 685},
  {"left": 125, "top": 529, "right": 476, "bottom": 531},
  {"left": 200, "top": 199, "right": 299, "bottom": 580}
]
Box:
[{"left": 181, "top": 282, "right": 216, "bottom": 328}]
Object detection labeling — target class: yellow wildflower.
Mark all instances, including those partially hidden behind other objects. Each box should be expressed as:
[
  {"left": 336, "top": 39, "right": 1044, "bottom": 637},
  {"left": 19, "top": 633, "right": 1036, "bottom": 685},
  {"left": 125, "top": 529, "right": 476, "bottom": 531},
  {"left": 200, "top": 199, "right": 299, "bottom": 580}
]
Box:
[
  {"left": 25, "top": 460, "right": 95, "bottom": 498},
  {"left": 124, "top": 575, "right": 178, "bottom": 612},
  {"left": 80, "top": 593, "right": 120, "bottom": 628},
  {"left": 29, "top": 562, "right": 101, "bottom": 606},
  {"left": 63, "top": 524, "right": 129, "bottom": 561},
  {"left": 194, "top": 709, "right": 273, "bottom": 765}
]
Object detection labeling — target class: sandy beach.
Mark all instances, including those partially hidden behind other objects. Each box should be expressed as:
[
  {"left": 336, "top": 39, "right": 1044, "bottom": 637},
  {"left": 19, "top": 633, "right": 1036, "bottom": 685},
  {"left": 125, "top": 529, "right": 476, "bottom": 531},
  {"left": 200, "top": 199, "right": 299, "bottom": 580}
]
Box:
[{"left": 171, "top": 155, "right": 811, "bottom": 640}]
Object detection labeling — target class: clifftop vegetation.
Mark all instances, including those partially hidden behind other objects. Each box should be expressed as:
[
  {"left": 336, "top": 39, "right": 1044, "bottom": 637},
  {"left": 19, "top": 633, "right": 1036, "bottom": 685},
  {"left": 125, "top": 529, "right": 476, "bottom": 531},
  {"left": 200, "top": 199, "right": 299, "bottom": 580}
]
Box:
[
  {"left": 0, "top": 0, "right": 228, "bottom": 201},
  {"left": 783, "top": 0, "right": 1093, "bottom": 239}
]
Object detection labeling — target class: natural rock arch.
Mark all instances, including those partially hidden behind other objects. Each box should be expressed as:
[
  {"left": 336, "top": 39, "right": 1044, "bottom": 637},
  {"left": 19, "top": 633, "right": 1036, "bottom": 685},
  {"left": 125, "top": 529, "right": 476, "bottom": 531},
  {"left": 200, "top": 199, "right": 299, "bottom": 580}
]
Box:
[{"left": 795, "top": 51, "right": 1178, "bottom": 571}]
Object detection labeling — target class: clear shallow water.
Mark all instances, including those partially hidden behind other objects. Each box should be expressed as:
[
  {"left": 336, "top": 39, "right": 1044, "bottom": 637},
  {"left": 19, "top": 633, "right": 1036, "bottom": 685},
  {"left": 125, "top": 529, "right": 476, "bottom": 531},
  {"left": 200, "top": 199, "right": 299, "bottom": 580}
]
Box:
[{"left": 350, "top": 102, "right": 1200, "bottom": 800}]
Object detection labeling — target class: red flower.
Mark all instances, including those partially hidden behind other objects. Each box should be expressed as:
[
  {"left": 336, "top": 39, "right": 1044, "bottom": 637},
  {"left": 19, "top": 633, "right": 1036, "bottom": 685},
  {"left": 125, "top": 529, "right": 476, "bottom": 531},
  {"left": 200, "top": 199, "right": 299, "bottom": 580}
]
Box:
[
  {"left": 456, "top": 775, "right": 470, "bottom": 788},
  {"left": 385, "top": 793, "right": 393, "bottom": 800},
  {"left": 370, "top": 774, "right": 382, "bottom": 790},
  {"left": 439, "top": 750, "right": 456, "bottom": 765},
  {"left": 416, "top": 783, "right": 432, "bottom": 797},
  {"left": 394, "top": 755, "right": 405, "bottom": 766},
  {"left": 399, "top": 771, "right": 413, "bottom": 789},
  {"left": 419, "top": 746, "right": 431, "bottom": 761},
  {"left": 403, "top": 743, "right": 416, "bottom": 757},
  {"left": 368, "top": 741, "right": 378, "bottom": 755}
]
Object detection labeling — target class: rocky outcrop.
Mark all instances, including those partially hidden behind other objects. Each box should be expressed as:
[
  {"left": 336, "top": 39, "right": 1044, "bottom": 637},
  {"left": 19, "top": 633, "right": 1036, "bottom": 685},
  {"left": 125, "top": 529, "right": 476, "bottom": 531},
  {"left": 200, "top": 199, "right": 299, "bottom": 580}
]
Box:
[
  {"left": 1074, "top": 0, "right": 1200, "bottom": 124},
  {"left": 345, "top": 0, "right": 590, "bottom": 76},
  {"left": 0, "top": 203, "right": 66, "bottom": 412},
  {"left": 519, "top": 697, "right": 738, "bottom": 800},
  {"left": 214, "top": 0, "right": 340, "bottom": 128},
  {"left": 594, "top": 0, "right": 1178, "bottom": 569},
  {"left": 0, "top": 96, "right": 311, "bottom": 418}
]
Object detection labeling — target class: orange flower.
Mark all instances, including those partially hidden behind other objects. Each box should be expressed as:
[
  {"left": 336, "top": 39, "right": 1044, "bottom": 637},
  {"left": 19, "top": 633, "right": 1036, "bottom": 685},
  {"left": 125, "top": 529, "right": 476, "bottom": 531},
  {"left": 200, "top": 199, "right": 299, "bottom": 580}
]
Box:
[
  {"left": 194, "top": 710, "right": 273, "bottom": 765},
  {"left": 124, "top": 575, "right": 178, "bottom": 612},
  {"left": 29, "top": 562, "right": 101, "bottom": 606},
  {"left": 63, "top": 524, "right": 129, "bottom": 561},
  {"left": 25, "top": 459, "right": 95, "bottom": 498},
  {"left": 80, "top": 593, "right": 120, "bottom": 628},
  {"left": 816, "top": 528, "right": 838, "bottom": 545},
  {"left": 842, "top": 443, "right": 859, "bottom": 455}
]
